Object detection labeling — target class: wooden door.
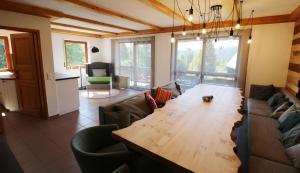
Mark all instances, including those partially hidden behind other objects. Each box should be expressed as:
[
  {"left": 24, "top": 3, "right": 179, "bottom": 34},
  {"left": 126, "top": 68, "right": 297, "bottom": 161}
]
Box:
[{"left": 10, "top": 33, "right": 42, "bottom": 117}]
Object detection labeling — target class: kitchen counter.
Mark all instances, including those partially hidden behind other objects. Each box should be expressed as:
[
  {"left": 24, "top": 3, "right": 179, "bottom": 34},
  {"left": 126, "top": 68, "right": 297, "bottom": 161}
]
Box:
[
  {"left": 55, "top": 73, "right": 79, "bottom": 81},
  {"left": 0, "top": 72, "right": 16, "bottom": 80}
]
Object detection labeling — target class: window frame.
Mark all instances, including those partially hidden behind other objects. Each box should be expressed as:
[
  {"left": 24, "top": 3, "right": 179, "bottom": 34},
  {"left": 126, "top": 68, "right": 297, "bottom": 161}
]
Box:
[
  {"left": 0, "top": 36, "right": 12, "bottom": 71},
  {"left": 64, "top": 40, "right": 88, "bottom": 69},
  {"left": 172, "top": 34, "right": 241, "bottom": 88}
]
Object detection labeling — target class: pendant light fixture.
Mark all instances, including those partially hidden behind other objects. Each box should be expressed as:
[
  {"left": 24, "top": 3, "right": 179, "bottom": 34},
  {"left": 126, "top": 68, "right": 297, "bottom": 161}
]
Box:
[
  {"left": 188, "top": 4, "right": 194, "bottom": 21},
  {"left": 235, "top": 1, "right": 243, "bottom": 29},
  {"left": 171, "top": 0, "right": 175, "bottom": 43},
  {"left": 248, "top": 10, "right": 254, "bottom": 44}
]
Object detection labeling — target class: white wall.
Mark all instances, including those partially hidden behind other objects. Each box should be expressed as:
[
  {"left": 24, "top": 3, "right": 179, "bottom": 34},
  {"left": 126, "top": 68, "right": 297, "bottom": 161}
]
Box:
[
  {"left": 0, "top": 10, "right": 58, "bottom": 116},
  {"left": 51, "top": 33, "right": 108, "bottom": 86},
  {"left": 245, "top": 22, "right": 294, "bottom": 95}
]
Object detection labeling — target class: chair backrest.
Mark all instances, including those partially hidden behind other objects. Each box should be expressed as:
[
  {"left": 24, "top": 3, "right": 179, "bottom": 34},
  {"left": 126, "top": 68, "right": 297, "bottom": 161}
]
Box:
[
  {"left": 71, "top": 125, "right": 130, "bottom": 173},
  {"left": 86, "top": 62, "right": 113, "bottom": 77}
]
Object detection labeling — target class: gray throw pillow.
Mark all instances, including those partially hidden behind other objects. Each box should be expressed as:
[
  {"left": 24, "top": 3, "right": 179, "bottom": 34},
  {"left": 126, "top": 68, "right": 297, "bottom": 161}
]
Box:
[
  {"left": 271, "top": 102, "right": 289, "bottom": 119},
  {"left": 278, "top": 105, "right": 296, "bottom": 123},
  {"left": 267, "top": 92, "right": 283, "bottom": 107},
  {"left": 286, "top": 143, "right": 300, "bottom": 169},
  {"left": 104, "top": 110, "right": 130, "bottom": 129},
  {"left": 281, "top": 123, "right": 300, "bottom": 148}
]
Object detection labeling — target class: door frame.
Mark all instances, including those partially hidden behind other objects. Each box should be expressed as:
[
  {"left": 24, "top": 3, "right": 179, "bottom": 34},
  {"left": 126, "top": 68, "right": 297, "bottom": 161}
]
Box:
[{"left": 0, "top": 25, "right": 48, "bottom": 118}]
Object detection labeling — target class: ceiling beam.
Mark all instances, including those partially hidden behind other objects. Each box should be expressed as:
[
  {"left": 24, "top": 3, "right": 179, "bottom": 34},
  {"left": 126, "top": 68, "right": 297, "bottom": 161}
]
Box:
[
  {"left": 0, "top": 0, "right": 137, "bottom": 32},
  {"left": 139, "top": 0, "right": 193, "bottom": 25},
  {"left": 60, "top": 14, "right": 137, "bottom": 32},
  {"left": 290, "top": 5, "right": 300, "bottom": 21},
  {"left": 0, "top": 0, "right": 65, "bottom": 18},
  {"left": 51, "top": 28, "right": 102, "bottom": 38},
  {"left": 64, "top": 0, "right": 161, "bottom": 29},
  {"left": 102, "top": 14, "right": 293, "bottom": 38},
  {"left": 51, "top": 22, "right": 117, "bottom": 34}
]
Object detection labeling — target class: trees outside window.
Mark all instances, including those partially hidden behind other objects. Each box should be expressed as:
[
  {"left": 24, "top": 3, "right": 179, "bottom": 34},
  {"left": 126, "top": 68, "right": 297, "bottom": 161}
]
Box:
[
  {"left": 65, "top": 40, "right": 88, "bottom": 68},
  {"left": 0, "top": 36, "right": 12, "bottom": 71}
]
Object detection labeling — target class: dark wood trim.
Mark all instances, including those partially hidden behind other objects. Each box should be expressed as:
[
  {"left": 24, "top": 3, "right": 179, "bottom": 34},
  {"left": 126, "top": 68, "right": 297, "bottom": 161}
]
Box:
[
  {"left": 64, "top": 40, "right": 88, "bottom": 68},
  {"left": 0, "top": 36, "right": 12, "bottom": 71},
  {"left": 289, "top": 63, "right": 300, "bottom": 73},
  {"left": 294, "top": 25, "right": 300, "bottom": 34},
  {"left": 293, "top": 38, "right": 300, "bottom": 45},
  {"left": 0, "top": 25, "right": 49, "bottom": 118},
  {"left": 290, "top": 5, "right": 300, "bottom": 21}
]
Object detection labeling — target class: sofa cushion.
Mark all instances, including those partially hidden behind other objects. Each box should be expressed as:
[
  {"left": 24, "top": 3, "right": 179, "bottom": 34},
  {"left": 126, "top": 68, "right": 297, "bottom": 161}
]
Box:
[
  {"left": 144, "top": 92, "right": 157, "bottom": 113},
  {"left": 151, "top": 82, "right": 182, "bottom": 99},
  {"left": 286, "top": 143, "right": 300, "bottom": 169},
  {"left": 104, "top": 110, "right": 130, "bottom": 129},
  {"left": 249, "top": 114, "right": 292, "bottom": 165},
  {"left": 247, "top": 98, "right": 272, "bottom": 117},
  {"left": 281, "top": 123, "right": 300, "bottom": 148},
  {"left": 249, "top": 156, "right": 298, "bottom": 173},
  {"left": 267, "top": 92, "right": 284, "bottom": 107},
  {"left": 155, "top": 87, "right": 173, "bottom": 105},
  {"left": 272, "top": 102, "right": 290, "bottom": 119},
  {"left": 249, "top": 84, "right": 276, "bottom": 100},
  {"left": 115, "top": 94, "right": 152, "bottom": 117},
  {"left": 279, "top": 111, "right": 300, "bottom": 133},
  {"left": 279, "top": 105, "right": 298, "bottom": 123}
]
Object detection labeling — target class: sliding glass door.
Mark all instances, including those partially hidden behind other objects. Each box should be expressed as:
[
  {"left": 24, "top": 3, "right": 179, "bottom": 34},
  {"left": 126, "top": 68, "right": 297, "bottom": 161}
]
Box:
[
  {"left": 175, "top": 39, "right": 203, "bottom": 89},
  {"left": 174, "top": 37, "right": 240, "bottom": 89},
  {"left": 116, "top": 38, "right": 153, "bottom": 90}
]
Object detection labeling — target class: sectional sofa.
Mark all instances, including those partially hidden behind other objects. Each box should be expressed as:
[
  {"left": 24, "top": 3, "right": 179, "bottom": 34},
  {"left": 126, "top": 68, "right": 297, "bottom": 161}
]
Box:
[{"left": 247, "top": 85, "right": 300, "bottom": 173}]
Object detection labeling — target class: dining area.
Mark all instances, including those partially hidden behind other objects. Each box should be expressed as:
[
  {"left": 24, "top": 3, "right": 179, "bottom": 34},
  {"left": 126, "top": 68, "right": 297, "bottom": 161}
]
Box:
[{"left": 70, "top": 84, "right": 244, "bottom": 173}]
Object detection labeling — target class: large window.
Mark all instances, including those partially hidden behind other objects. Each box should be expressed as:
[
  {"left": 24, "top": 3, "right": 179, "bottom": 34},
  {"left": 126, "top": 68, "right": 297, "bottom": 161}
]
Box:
[
  {"left": 114, "top": 37, "right": 154, "bottom": 90},
  {"left": 64, "top": 40, "right": 88, "bottom": 68},
  {"left": 0, "top": 36, "right": 12, "bottom": 71},
  {"left": 174, "top": 37, "right": 240, "bottom": 89}
]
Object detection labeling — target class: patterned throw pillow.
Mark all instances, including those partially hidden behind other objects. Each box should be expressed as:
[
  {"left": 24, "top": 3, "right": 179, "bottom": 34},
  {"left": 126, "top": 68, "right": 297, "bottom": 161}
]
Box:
[
  {"left": 155, "top": 87, "right": 173, "bottom": 105},
  {"left": 144, "top": 92, "right": 157, "bottom": 113}
]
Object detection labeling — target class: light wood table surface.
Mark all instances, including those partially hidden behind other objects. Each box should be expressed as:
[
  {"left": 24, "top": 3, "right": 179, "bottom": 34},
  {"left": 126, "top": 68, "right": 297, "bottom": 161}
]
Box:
[{"left": 112, "top": 84, "right": 243, "bottom": 173}]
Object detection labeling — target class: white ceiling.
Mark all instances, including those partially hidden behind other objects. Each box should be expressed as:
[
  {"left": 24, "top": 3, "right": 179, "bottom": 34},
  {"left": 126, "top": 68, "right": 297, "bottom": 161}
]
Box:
[{"left": 7, "top": 0, "right": 300, "bottom": 35}]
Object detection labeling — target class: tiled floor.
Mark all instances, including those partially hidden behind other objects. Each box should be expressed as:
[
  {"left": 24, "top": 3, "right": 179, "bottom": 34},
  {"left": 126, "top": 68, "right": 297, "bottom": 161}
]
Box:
[{"left": 1, "top": 89, "right": 141, "bottom": 173}]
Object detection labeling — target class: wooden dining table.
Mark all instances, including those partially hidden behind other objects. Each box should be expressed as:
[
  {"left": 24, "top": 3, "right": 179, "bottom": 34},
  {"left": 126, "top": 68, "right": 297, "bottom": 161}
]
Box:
[{"left": 112, "top": 84, "right": 243, "bottom": 173}]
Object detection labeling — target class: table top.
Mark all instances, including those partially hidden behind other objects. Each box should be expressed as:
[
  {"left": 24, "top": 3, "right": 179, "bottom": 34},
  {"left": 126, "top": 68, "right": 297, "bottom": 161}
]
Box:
[{"left": 112, "top": 84, "right": 243, "bottom": 173}]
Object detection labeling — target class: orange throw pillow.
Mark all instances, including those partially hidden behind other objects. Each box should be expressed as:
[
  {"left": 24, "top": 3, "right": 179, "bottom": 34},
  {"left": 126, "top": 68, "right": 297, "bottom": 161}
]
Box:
[
  {"left": 144, "top": 92, "right": 158, "bottom": 112},
  {"left": 155, "top": 87, "right": 173, "bottom": 105}
]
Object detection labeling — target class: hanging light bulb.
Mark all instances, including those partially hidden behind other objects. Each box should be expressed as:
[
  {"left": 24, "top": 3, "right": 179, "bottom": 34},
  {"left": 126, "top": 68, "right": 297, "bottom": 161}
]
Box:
[
  {"left": 196, "top": 33, "right": 200, "bottom": 40},
  {"left": 188, "top": 6, "right": 193, "bottom": 21},
  {"left": 202, "top": 23, "right": 207, "bottom": 34},
  {"left": 182, "top": 27, "right": 186, "bottom": 36},
  {"left": 171, "top": 32, "right": 175, "bottom": 43},
  {"left": 248, "top": 35, "right": 252, "bottom": 44},
  {"left": 229, "top": 28, "right": 234, "bottom": 37},
  {"left": 236, "top": 18, "right": 241, "bottom": 29}
]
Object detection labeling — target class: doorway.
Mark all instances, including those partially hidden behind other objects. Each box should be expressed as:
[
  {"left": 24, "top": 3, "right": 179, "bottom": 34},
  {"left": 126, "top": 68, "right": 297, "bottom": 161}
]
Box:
[
  {"left": 0, "top": 26, "right": 48, "bottom": 119},
  {"left": 114, "top": 37, "right": 155, "bottom": 90}
]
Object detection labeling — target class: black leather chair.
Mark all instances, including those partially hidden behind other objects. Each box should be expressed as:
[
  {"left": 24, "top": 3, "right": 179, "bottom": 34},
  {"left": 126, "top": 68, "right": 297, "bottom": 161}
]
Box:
[
  {"left": 71, "top": 125, "right": 133, "bottom": 173},
  {"left": 113, "top": 164, "right": 130, "bottom": 173},
  {"left": 86, "top": 62, "right": 113, "bottom": 77}
]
